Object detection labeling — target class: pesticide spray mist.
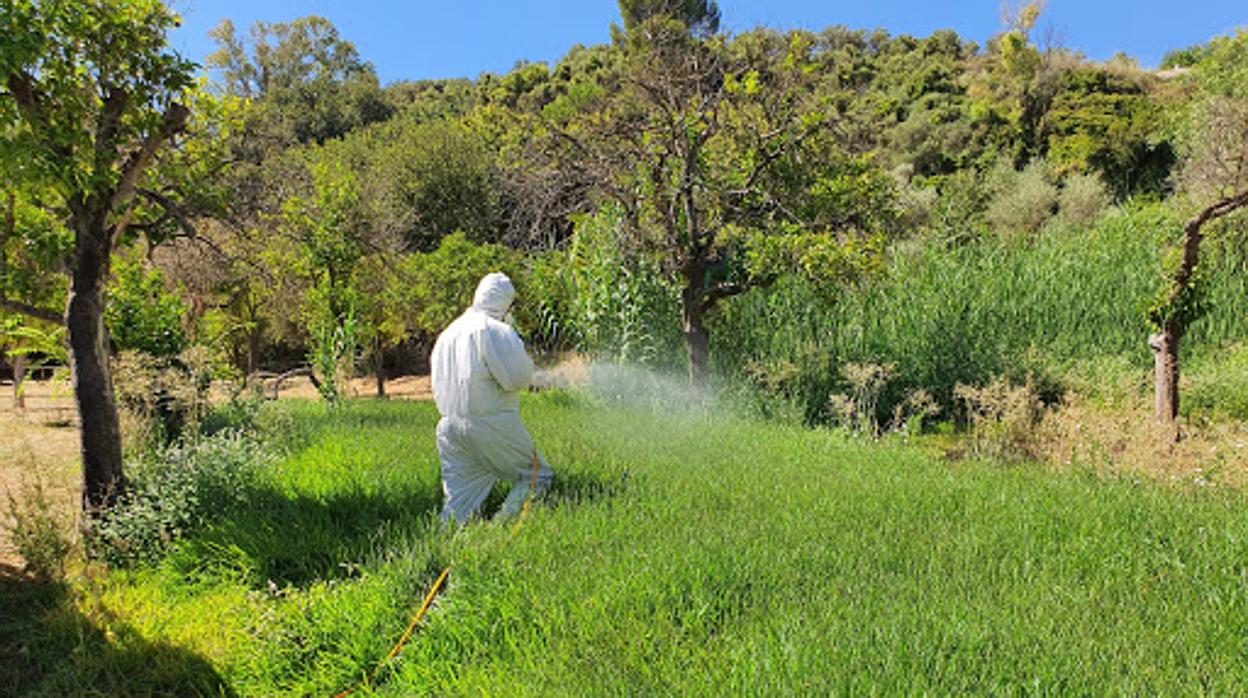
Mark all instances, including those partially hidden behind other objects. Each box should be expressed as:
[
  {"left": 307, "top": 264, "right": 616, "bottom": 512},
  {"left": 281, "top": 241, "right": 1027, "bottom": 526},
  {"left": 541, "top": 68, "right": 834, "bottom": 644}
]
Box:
[{"left": 531, "top": 359, "right": 717, "bottom": 413}]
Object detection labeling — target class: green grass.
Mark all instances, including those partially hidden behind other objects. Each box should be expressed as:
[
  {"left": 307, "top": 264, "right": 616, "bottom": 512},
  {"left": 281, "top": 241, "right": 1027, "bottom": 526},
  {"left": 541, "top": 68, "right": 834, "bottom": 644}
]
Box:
[{"left": 5, "top": 394, "right": 1248, "bottom": 695}]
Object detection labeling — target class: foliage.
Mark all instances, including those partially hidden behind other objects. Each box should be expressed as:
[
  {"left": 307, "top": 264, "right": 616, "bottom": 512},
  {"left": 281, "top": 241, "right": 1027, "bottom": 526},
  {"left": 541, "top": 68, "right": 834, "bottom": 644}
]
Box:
[
  {"left": 1191, "top": 28, "right": 1248, "bottom": 100},
  {"left": 1145, "top": 27, "right": 1248, "bottom": 377},
  {"left": 1051, "top": 171, "right": 1112, "bottom": 230},
  {"left": 207, "top": 16, "right": 391, "bottom": 145},
  {"left": 89, "top": 429, "right": 276, "bottom": 565},
  {"left": 1161, "top": 43, "right": 1212, "bottom": 70},
  {"left": 136, "top": 11, "right": 1247, "bottom": 388},
  {"left": 0, "top": 186, "right": 70, "bottom": 315},
  {"left": 112, "top": 347, "right": 217, "bottom": 449},
  {"left": 0, "top": 0, "right": 196, "bottom": 191},
  {"left": 558, "top": 208, "right": 683, "bottom": 366},
  {"left": 105, "top": 255, "right": 188, "bottom": 357},
  {"left": 617, "top": 0, "right": 721, "bottom": 37},
  {"left": 280, "top": 160, "right": 372, "bottom": 402},
  {"left": 306, "top": 295, "right": 358, "bottom": 406},
  {"left": 1041, "top": 66, "right": 1175, "bottom": 198},
  {"left": 368, "top": 118, "right": 503, "bottom": 251},
  {"left": 397, "top": 231, "right": 520, "bottom": 340},
  {"left": 985, "top": 158, "right": 1058, "bottom": 237},
  {"left": 0, "top": 314, "right": 66, "bottom": 373},
  {"left": 713, "top": 203, "right": 1248, "bottom": 424}
]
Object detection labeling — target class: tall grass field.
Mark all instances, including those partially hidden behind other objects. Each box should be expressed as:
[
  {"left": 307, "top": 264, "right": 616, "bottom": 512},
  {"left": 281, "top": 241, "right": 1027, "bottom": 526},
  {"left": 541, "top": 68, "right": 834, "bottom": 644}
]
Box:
[
  {"left": 4, "top": 394, "right": 1248, "bottom": 694},
  {"left": 713, "top": 204, "right": 1248, "bottom": 422}
]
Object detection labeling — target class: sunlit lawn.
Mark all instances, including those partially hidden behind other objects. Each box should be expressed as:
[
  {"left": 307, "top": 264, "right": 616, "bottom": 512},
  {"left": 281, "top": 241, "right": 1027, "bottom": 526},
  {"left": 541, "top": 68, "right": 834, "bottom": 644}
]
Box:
[{"left": 4, "top": 392, "right": 1248, "bottom": 695}]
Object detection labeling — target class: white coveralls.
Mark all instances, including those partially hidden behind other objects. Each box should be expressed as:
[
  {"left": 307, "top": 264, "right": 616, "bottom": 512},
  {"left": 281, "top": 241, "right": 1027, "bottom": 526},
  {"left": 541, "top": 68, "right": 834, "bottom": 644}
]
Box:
[{"left": 431, "top": 272, "right": 552, "bottom": 524}]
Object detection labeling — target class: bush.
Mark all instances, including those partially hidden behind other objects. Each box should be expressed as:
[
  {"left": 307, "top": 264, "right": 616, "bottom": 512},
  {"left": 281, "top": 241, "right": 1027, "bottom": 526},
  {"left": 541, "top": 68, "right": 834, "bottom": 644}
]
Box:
[
  {"left": 90, "top": 430, "right": 276, "bottom": 566},
  {"left": 955, "top": 376, "right": 1048, "bottom": 461},
  {"left": 4, "top": 478, "right": 72, "bottom": 582},
  {"left": 112, "top": 347, "right": 216, "bottom": 451},
  {"left": 985, "top": 159, "right": 1058, "bottom": 237},
  {"left": 1051, "top": 171, "right": 1112, "bottom": 231}
]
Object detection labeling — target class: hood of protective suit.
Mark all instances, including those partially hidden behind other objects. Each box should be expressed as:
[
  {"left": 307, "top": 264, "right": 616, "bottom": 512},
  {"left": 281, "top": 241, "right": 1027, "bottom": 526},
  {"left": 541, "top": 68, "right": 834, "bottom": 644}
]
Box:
[
  {"left": 430, "top": 271, "right": 534, "bottom": 420},
  {"left": 472, "top": 272, "right": 515, "bottom": 320}
]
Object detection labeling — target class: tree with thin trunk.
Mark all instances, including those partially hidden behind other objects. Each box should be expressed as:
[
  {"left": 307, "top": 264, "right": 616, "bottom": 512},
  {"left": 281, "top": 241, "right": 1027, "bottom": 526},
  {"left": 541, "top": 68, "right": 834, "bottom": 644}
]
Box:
[
  {"left": 548, "top": 16, "right": 895, "bottom": 383},
  {"left": 1147, "top": 55, "right": 1248, "bottom": 437},
  {"left": 1, "top": 0, "right": 196, "bottom": 514},
  {"left": 1148, "top": 192, "right": 1248, "bottom": 429}
]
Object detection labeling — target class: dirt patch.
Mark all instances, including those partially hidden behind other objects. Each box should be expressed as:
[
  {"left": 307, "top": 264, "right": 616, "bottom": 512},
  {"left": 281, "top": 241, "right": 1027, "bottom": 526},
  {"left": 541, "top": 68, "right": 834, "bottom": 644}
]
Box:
[
  {"left": 0, "top": 380, "right": 81, "bottom": 569},
  {"left": 267, "top": 374, "right": 433, "bottom": 401}
]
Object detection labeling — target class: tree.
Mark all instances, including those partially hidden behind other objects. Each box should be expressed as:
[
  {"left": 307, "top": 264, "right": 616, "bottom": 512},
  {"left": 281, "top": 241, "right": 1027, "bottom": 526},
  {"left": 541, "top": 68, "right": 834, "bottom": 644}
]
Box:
[
  {"left": 207, "top": 16, "right": 391, "bottom": 146},
  {"left": 1146, "top": 29, "right": 1248, "bottom": 435},
  {"left": 1, "top": 0, "right": 198, "bottom": 513},
  {"left": 549, "top": 18, "right": 892, "bottom": 382},
  {"left": 371, "top": 118, "right": 504, "bottom": 251},
  {"left": 279, "top": 160, "right": 376, "bottom": 403},
  {"left": 618, "top": 0, "right": 720, "bottom": 38}
]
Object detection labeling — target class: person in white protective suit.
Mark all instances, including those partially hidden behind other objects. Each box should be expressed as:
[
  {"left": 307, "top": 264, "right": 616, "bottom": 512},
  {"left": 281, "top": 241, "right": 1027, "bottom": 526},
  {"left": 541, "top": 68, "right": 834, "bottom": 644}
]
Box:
[{"left": 430, "top": 272, "right": 553, "bottom": 524}]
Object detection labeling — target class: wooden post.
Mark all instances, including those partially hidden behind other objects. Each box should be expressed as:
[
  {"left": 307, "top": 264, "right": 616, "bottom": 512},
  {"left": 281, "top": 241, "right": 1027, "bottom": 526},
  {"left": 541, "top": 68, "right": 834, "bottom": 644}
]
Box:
[{"left": 13, "top": 353, "right": 25, "bottom": 410}]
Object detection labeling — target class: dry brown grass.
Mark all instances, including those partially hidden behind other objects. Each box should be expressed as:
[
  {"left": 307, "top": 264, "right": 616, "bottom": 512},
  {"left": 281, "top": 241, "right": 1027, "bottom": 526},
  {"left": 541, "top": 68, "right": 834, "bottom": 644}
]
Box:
[
  {"left": 1037, "top": 394, "right": 1248, "bottom": 489},
  {"left": 0, "top": 380, "right": 81, "bottom": 569}
]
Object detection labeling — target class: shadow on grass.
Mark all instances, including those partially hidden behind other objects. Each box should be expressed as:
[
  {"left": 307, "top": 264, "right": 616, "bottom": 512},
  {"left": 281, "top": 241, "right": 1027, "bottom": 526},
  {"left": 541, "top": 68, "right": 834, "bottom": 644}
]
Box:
[
  {"left": 196, "top": 469, "right": 631, "bottom": 590},
  {"left": 168, "top": 483, "right": 444, "bottom": 590},
  {"left": 0, "top": 565, "right": 235, "bottom": 697}
]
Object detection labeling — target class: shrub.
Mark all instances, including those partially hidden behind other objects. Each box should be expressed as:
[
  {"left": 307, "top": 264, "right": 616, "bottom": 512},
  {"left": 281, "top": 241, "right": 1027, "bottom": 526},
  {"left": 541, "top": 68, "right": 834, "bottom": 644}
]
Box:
[
  {"left": 925, "top": 168, "right": 991, "bottom": 244},
  {"left": 985, "top": 159, "right": 1058, "bottom": 237},
  {"left": 4, "top": 478, "right": 73, "bottom": 582},
  {"left": 112, "top": 347, "right": 216, "bottom": 451},
  {"left": 955, "top": 376, "right": 1047, "bottom": 461},
  {"left": 89, "top": 430, "right": 276, "bottom": 565},
  {"left": 1052, "top": 171, "right": 1111, "bottom": 230}
]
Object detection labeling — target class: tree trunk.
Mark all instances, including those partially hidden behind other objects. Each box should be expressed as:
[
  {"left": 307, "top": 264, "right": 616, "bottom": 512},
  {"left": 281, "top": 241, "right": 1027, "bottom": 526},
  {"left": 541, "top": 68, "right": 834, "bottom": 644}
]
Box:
[
  {"left": 1148, "top": 327, "right": 1180, "bottom": 431},
  {"left": 246, "top": 325, "right": 261, "bottom": 376},
  {"left": 374, "top": 335, "right": 386, "bottom": 398},
  {"left": 2, "top": 190, "right": 12, "bottom": 411},
  {"left": 681, "top": 271, "right": 709, "bottom": 385},
  {"left": 68, "top": 220, "right": 124, "bottom": 514},
  {"left": 13, "top": 353, "right": 26, "bottom": 410}
]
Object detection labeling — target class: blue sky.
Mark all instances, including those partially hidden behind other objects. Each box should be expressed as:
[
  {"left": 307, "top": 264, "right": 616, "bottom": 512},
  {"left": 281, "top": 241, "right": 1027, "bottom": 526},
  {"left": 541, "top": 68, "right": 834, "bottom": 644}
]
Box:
[{"left": 167, "top": 1, "right": 1246, "bottom": 84}]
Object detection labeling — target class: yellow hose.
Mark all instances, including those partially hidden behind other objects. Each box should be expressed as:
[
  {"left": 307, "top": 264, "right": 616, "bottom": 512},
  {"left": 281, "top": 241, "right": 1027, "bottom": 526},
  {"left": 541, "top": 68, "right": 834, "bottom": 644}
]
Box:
[{"left": 333, "top": 448, "right": 542, "bottom": 697}]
